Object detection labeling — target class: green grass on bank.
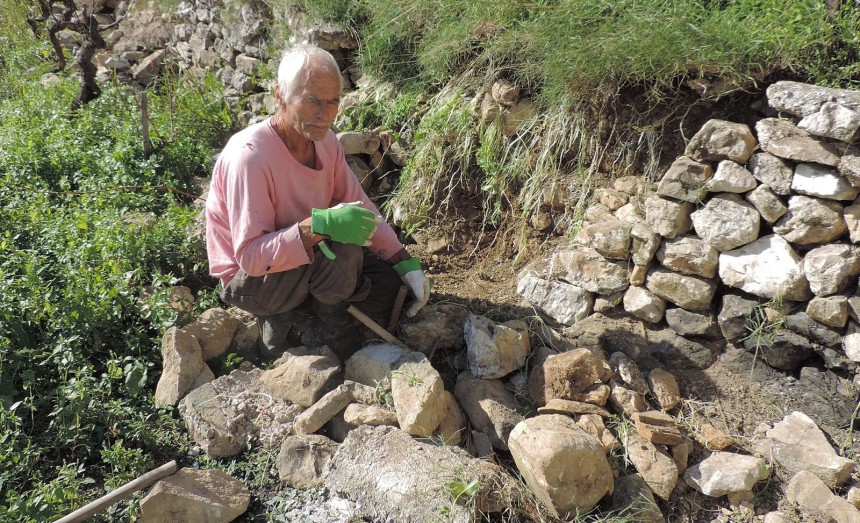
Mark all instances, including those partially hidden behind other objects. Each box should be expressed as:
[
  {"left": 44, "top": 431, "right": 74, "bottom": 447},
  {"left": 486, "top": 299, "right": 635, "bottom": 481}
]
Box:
[
  {"left": 296, "top": 0, "right": 860, "bottom": 99},
  {"left": 296, "top": 0, "right": 860, "bottom": 239}
]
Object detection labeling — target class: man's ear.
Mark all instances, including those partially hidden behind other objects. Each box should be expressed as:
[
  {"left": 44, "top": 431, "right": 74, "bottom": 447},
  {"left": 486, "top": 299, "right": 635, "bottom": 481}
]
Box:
[{"left": 273, "top": 84, "right": 285, "bottom": 108}]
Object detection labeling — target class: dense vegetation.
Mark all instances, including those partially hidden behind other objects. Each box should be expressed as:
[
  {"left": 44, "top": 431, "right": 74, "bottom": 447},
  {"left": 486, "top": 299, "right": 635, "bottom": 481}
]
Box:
[
  {"left": 0, "top": 3, "right": 231, "bottom": 520},
  {"left": 0, "top": 0, "right": 858, "bottom": 521}
]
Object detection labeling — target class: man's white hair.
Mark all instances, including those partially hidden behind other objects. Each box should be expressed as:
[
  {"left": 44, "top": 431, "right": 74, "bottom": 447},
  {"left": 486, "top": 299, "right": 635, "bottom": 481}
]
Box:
[{"left": 277, "top": 44, "right": 343, "bottom": 103}]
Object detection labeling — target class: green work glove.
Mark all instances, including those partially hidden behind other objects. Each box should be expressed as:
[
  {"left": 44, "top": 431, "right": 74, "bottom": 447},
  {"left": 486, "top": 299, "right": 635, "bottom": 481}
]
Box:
[{"left": 311, "top": 202, "right": 381, "bottom": 260}]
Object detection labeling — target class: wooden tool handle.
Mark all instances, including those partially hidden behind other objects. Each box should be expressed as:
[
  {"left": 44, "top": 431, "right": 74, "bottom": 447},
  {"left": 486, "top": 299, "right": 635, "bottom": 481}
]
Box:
[
  {"left": 55, "top": 460, "right": 178, "bottom": 523},
  {"left": 387, "top": 285, "right": 409, "bottom": 331},
  {"left": 348, "top": 305, "right": 406, "bottom": 347}
]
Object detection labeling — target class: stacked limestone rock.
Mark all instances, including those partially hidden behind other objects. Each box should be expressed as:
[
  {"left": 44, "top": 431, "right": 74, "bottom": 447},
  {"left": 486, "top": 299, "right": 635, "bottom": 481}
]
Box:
[
  {"left": 519, "top": 81, "right": 860, "bottom": 382},
  {"left": 84, "top": 0, "right": 369, "bottom": 127}
]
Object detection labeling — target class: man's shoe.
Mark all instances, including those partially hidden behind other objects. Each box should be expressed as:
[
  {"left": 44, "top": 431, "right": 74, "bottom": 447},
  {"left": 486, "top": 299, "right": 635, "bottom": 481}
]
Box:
[
  {"left": 300, "top": 317, "right": 362, "bottom": 359},
  {"left": 257, "top": 311, "right": 300, "bottom": 360}
]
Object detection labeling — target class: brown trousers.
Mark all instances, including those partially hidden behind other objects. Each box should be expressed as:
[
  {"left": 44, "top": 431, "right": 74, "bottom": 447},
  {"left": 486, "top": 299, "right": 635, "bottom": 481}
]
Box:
[{"left": 220, "top": 241, "right": 402, "bottom": 325}]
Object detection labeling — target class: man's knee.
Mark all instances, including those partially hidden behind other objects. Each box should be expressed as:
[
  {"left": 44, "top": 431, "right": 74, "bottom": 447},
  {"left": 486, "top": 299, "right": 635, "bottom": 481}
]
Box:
[
  {"left": 326, "top": 242, "right": 363, "bottom": 268},
  {"left": 309, "top": 242, "right": 364, "bottom": 304}
]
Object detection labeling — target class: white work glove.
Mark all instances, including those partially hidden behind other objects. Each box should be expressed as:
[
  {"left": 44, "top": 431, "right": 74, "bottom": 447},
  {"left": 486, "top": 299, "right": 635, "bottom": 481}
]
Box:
[{"left": 393, "top": 258, "right": 431, "bottom": 317}]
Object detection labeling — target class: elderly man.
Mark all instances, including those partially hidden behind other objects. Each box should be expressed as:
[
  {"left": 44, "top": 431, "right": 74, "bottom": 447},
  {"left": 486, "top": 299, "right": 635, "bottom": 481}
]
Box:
[{"left": 205, "top": 44, "right": 430, "bottom": 358}]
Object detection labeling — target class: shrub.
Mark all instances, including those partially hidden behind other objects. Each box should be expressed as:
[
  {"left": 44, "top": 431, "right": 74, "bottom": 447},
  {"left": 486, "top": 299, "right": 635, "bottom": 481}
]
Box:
[{"left": 0, "top": 27, "right": 230, "bottom": 519}]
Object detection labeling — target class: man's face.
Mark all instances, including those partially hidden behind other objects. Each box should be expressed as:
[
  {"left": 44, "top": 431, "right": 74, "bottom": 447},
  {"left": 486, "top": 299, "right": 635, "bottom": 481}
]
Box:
[{"left": 280, "top": 68, "right": 341, "bottom": 143}]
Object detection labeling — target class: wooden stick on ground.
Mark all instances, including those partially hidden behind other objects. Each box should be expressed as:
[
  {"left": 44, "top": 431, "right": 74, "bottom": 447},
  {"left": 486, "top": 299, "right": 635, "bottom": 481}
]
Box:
[
  {"left": 55, "top": 460, "right": 178, "bottom": 523},
  {"left": 347, "top": 305, "right": 406, "bottom": 347}
]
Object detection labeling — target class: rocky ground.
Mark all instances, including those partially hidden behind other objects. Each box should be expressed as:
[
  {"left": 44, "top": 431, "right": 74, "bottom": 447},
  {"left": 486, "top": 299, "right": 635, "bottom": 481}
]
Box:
[
  {"left": 408, "top": 220, "right": 860, "bottom": 522},
  {"left": 165, "top": 217, "right": 857, "bottom": 523}
]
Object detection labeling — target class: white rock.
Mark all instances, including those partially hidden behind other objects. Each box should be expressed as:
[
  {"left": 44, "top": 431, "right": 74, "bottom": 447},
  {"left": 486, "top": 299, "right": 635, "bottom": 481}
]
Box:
[
  {"left": 550, "top": 247, "right": 629, "bottom": 295},
  {"left": 491, "top": 79, "right": 520, "bottom": 106},
  {"left": 155, "top": 327, "right": 204, "bottom": 407},
  {"left": 785, "top": 470, "right": 860, "bottom": 523},
  {"left": 182, "top": 308, "right": 241, "bottom": 361},
  {"left": 630, "top": 223, "right": 661, "bottom": 267},
  {"left": 337, "top": 131, "right": 381, "bottom": 155},
  {"left": 845, "top": 199, "right": 860, "bottom": 242},
  {"left": 454, "top": 371, "right": 521, "bottom": 450},
  {"left": 465, "top": 315, "right": 531, "bottom": 379},
  {"left": 615, "top": 175, "right": 644, "bottom": 195},
  {"left": 623, "top": 286, "right": 666, "bottom": 324},
  {"left": 755, "top": 117, "right": 840, "bottom": 167},
  {"left": 848, "top": 486, "right": 860, "bottom": 509},
  {"left": 644, "top": 195, "right": 693, "bottom": 239},
  {"left": 842, "top": 321, "right": 860, "bottom": 362},
  {"left": 294, "top": 384, "right": 353, "bottom": 435},
  {"left": 390, "top": 352, "right": 446, "bottom": 437},
  {"left": 749, "top": 152, "right": 794, "bottom": 196},
  {"left": 691, "top": 193, "right": 760, "bottom": 251},
  {"left": 345, "top": 343, "right": 412, "bottom": 388},
  {"left": 760, "top": 411, "right": 855, "bottom": 488},
  {"left": 277, "top": 434, "right": 339, "bottom": 487},
  {"left": 645, "top": 268, "right": 717, "bottom": 311},
  {"left": 767, "top": 81, "right": 860, "bottom": 117},
  {"left": 797, "top": 101, "right": 860, "bottom": 142},
  {"left": 647, "top": 368, "right": 681, "bottom": 410},
  {"left": 260, "top": 347, "right": 341, "bottom": 407},
  {"left": 773, "top": 195, "right": 847, "bottom": 246},
  {"left": 508, "top": 415, "right": 613, "bottom": 516},
  {"left": 802, "top": 244, "right": 860, "bottom": 296},
  {"left": 593, "top": 187, "right": 629, "bottom": 211},
  {"left": 839, "top": 152, "right": 860, "bottom": 188},
  {"left": 706, "top": 160, "right": 757, "bottom": 193},
  {"left": 763, "top": 512, "right": 793, "bottom": 523},
  {"left": 792, "top": 163, "right": 859, "bottom": 201},
  {"left": 656, "top": 235, "right": 719, "bottom": 278},
  {"left": 657, "top": 156, "right": 713, "bottom": 203},
  {"left": 614, "top": 202, "right": 645, "bottom": 224},
  {"left": 718, "top": 235, "right": 811, "bottom": 301},
  {"left": 684, "top": 119, "right": 757, "bottom": 163},
  {"left": 806, "top": 296, "right": 848, "bottom": 328},
  {"left": 576, "top": 221, "right": 632, "bottom": 260},
  {"left": 141, "top": 468, "right": 249, "bottom": 523},
  {"left": 516, "top": 271, "right": 593, "bottom": 326},
  {"left": 746, "top": 184, "right": 787, "bottom": 223},
  {"left": 684, "top": 452, "right": 770, "bottom": 497},
  {"left": 626, "top": 433, "right": 678, "bottom": 500}
]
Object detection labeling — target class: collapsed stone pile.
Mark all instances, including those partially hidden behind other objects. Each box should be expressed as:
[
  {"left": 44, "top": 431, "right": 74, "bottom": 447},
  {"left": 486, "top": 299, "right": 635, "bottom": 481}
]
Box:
[
  {"left": 141, "top": 287, "right": 858, "bottom": 522},
  {"left": 519, "top": 81, "right": 860, "bottom": 384}
]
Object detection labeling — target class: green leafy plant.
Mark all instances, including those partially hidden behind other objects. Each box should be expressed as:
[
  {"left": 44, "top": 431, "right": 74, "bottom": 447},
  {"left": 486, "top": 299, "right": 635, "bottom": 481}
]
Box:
[
  {"left": 445, "top": 476, "right": 480, "bottom": 504},
  {"left": 742, "top": 297, "right": 787, "bottom": 375},
  {"left": 0, "top": 26, "right": 226, "bottom": 518}
]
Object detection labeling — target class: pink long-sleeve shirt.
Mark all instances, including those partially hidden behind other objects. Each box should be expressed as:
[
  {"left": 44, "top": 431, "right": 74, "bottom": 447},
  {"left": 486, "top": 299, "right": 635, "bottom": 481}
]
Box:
[{"left": 205, "top": 118, "right": 404, "bottom": 286}]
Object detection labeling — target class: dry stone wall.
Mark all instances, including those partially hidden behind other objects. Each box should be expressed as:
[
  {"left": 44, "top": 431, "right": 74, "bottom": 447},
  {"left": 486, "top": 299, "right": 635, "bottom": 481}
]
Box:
[{"left": 519, "top": 80, "right": 860, "bottom": 380}]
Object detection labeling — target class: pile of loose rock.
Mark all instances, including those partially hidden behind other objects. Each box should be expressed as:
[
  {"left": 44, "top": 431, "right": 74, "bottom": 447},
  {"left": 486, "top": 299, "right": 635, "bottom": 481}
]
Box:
[{"left": 141, "top": 287, "right": 859, "bottom": 522}]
